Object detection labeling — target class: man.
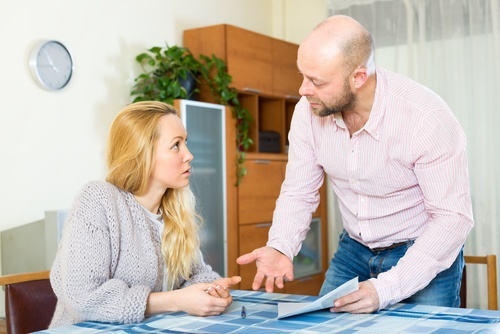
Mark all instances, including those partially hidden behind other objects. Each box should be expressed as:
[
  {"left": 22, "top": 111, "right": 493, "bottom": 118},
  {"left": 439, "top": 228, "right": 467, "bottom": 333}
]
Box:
[{"left": 236, "top": 15, "right": 473, "bottom": 314}]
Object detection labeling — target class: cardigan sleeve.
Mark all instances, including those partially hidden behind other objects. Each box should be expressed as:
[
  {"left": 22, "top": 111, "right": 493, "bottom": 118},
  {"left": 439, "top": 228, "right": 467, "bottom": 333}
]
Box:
[
  {"left": 179, "top": 250, "right": 221, "bottom": 288},
  {"left": 49, "top": 182, "right": 155, "bottom": 326}
]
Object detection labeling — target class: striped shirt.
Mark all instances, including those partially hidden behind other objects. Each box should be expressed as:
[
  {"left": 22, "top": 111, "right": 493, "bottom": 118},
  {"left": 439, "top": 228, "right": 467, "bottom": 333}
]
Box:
[{"left": 268, "top": 67, "right": 474, "bottom": 309}]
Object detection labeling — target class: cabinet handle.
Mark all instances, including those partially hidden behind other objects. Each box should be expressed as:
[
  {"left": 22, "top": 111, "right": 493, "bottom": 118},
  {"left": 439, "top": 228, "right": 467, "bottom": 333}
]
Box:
[
  {"left": 255, "top": 223, "right": 272, "bottom": 228},
  {"left": 254, "top": 159, "right": 271, "bottom": 165},
  {"left": 296, "top": 277, "right": 313, "bottom": 283},
  {"left": 285, "top": 94, "right": 301, "bottom": 100},
  {"left": 242, "top": 87, "right": 262, "bottom": 94}
]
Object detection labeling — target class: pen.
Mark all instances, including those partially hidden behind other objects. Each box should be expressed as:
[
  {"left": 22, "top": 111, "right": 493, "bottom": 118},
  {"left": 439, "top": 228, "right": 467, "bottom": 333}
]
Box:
[{"left": 241, "top": 306, "right": 246, "bottom": 318}]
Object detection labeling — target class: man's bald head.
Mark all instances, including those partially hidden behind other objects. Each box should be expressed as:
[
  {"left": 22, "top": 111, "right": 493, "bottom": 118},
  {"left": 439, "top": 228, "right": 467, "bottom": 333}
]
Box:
[{"left": 300, "top": 15, "right": 375, "bottom": 76}]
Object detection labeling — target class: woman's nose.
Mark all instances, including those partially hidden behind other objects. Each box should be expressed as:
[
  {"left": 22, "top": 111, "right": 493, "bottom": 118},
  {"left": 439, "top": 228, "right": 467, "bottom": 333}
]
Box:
[{"left": 184, "top": 147, "right": 194, "bottom": 162}]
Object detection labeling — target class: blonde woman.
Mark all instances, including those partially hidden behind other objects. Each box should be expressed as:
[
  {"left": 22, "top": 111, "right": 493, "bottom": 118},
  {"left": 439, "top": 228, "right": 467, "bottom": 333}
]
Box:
[{"left": 49, "top": 101, "right": 241, "bottom": 327}]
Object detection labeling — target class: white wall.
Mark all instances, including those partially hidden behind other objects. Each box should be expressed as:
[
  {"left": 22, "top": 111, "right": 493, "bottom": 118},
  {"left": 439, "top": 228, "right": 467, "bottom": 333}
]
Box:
[
  {"left": 0, "top": 0, "right": 327, "bottom": 317},
  {"left": 0, "top": 0, "right": 328, "bottom": 231},
  {"left": 0, "top": 0, "right": 327, "bottom": 233}
]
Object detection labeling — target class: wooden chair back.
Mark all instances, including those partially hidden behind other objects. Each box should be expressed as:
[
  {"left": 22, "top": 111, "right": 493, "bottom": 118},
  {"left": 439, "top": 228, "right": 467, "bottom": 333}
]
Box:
[
  {"left": 0, "top": 270, "right": 57, "bottom": 334},
  {"left": 460, "top": 255, "right": 498, "bottom": 310}
]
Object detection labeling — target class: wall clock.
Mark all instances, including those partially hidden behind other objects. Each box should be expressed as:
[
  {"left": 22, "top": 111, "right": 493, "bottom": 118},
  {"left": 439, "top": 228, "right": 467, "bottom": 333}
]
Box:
[{"left": 29, "top": 40, "right": 73, "bottom": 91}]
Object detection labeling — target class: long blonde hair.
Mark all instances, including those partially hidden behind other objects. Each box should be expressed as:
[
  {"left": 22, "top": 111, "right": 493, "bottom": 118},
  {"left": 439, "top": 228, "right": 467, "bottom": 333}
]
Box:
[{"left": 106, "top": 101, "right": 201, "bottom": 288}]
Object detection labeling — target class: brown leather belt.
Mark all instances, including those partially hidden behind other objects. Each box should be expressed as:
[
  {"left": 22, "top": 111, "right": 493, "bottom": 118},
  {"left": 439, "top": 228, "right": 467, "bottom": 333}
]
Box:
[{"left": 371, "top": 241, "right": 408, "bottom": 252}]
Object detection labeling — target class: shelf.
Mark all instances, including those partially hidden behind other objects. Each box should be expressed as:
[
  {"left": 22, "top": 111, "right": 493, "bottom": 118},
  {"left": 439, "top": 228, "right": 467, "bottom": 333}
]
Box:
[{"left": 238, "top": 90, "right": 299, "bottom": 154}]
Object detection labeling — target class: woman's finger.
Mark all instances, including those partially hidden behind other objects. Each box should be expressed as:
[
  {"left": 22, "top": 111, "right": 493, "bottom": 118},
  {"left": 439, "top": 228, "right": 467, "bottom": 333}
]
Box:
[{"left": 205, "top": 285, "right": 219, "bottom": 297}]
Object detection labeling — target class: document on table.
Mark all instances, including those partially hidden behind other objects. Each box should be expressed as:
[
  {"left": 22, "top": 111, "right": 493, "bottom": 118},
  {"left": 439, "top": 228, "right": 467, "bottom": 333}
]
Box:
[{"left": 277, "top": 276, "right": 359, "bottom": 319}]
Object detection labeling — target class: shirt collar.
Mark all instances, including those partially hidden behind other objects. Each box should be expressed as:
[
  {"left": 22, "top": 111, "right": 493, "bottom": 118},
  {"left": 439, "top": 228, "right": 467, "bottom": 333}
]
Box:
[
  {"left": 331, "top": 68, "right": 387, "bottom": 140},
  {"left": 362, "top": 68, "right": 386, "bottom": 141}
]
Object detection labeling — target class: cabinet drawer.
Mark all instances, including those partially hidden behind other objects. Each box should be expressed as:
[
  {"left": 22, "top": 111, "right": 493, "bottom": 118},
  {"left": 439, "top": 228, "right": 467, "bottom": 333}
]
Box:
[
  {"left": 285, "top": 273, "right": 324, "bottom": 296},
  {"left": 238, "top": 159, "right": 286, "bottom": 224}
]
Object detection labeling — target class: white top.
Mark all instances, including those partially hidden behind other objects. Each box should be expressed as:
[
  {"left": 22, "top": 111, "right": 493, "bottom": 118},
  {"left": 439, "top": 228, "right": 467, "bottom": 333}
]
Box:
[{"left": 140, "top": 206, "right": 170, "bottom": 291}]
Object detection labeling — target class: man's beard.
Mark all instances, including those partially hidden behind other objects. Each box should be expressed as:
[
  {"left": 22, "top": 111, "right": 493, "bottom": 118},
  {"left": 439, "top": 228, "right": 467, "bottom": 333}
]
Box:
[{"left": 310, "top": 78, "right": 357, "bottom": 117}]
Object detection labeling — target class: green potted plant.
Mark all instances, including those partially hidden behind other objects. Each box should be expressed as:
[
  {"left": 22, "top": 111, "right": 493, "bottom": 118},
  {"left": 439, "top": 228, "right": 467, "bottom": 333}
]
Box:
[
  {"left": 131, "top": 44, "right": 253, "bottom": 184},
  {"left": 131, "top": 45, "right": 200, "bottom": 103}
]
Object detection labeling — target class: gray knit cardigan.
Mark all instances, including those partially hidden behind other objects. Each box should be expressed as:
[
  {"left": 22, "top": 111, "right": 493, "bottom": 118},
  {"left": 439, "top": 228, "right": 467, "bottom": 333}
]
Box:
[{"left": 49, "top": 181, "right": 220, "bottom": 327}]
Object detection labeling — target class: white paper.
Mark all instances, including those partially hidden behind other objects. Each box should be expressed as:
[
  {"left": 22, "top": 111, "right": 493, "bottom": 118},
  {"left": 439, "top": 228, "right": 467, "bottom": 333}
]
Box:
[{"left": 277, "top": 277, "right": 359, "bottom": 319}]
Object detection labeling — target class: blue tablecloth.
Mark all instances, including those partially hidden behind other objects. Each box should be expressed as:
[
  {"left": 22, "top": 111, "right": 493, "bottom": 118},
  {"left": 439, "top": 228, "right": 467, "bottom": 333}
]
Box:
[{"left": 38, "top": 289, "right": 500, "bottom": 333}]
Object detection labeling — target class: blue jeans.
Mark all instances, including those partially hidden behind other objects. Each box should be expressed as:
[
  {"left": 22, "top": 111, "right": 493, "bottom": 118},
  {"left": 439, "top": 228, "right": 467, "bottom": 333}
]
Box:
[{"left": 319, "top": 230, "right": 463, "bottom": 307}]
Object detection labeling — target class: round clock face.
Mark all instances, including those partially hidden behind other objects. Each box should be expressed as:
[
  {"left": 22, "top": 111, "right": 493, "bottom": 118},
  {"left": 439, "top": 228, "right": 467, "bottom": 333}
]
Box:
[{"left": 29, "top": 40, "right": 73, "bottom": 91}]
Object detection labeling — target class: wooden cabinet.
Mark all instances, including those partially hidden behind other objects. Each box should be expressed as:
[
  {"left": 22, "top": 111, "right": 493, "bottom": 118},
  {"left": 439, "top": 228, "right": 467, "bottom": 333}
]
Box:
[
  {"left": 237, "top": 154, "right": 328, "bottom": 295},
  {"left": 226, "top": 26, "right": 273, "bottom": 94},
  {"left": 236, "top": 92, "right": 299, "bottom": 154},
  {"left": 238, "top": 219, "right": 325, "bottom": 296},
  {"left": 184, "top": 25, "right": 328, "bottom": 296},
  {"left": 238, "top": 222, "right": 284, "bottom": 293},
  {"left": 238, "top": 159, "right": 286, "bottom": 224},
  {"left": 184, "top": 24, "right": 302, "bottom": 97},
  {"left": 237, "top": 153, "right": 328, "bottom": 295},
  {"left": 272, "top": 39, "right": 302, "bottom": 98},
  {"left": 285, "top": 274, "right": 325, "bottom": 295}
]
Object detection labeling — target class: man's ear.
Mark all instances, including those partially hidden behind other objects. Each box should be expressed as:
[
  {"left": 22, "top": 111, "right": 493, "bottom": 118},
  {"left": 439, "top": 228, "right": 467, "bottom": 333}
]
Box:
[{"left": 352, "top": 67, "right": 368, "bottom": 88}]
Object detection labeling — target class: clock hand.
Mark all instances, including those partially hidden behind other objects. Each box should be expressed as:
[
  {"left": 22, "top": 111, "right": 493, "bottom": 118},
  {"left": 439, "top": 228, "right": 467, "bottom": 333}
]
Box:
[{"left": 43, "top": 50, "right": 59, "bottom": 73}]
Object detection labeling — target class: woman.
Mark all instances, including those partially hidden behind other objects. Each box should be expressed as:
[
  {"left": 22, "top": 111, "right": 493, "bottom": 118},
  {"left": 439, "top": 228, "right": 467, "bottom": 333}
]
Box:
[{"left": 49, "top": 101, "right": 241, "bottom": 327}]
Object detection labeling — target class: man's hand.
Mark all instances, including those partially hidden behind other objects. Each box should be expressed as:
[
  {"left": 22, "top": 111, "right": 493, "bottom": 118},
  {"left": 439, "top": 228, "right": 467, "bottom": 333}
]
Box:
[
  {"left": 331, "top": 280, "right": 380, "bottom": 314},
  {"left": 236, "top": 246, "right": 294, "bottom": 292}
]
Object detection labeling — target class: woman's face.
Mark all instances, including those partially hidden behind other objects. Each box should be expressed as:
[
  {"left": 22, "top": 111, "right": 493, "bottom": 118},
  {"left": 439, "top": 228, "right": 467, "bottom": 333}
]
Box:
[{"left": 150, "top": 114, "right": 193, "bottom": 190}]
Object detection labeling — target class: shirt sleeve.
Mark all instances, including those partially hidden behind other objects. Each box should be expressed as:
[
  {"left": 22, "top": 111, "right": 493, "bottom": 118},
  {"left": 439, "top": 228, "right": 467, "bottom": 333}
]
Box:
[
  {"left": 267, "top": 97, "right": 325, "bottom": 260},
  {"left": 371, "top": 108, "right": 474, "bottom": 309}
]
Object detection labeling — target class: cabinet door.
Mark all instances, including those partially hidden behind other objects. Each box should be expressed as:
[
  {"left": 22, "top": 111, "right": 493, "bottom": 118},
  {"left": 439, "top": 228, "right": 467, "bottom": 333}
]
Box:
[
  {"left": 238, "top": 223, "right": 285, "bottom": 292},
  {"left": 238, "top": 159, "right": 286, "bottom": 225},
  {"left": 184, "top": 24, "right": 300, "bottom": 98},
  {"left": 176, "top": 99, "right": 227, "bottom": 276},
  {"left": 183, "top": 24, "right": 226, "bottom": 62},
  {"left": 272, "top": 39, "right": 302, "bottom": 97},
  {"left": 226, "top": 26, "right": 273, "bottom": 95}
]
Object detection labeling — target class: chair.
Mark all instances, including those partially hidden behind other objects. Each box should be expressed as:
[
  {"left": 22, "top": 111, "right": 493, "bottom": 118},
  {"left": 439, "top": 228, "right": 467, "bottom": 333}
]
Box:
[
  {"left": 0, "top": 270, "right": 57, "bottom": 334},
  {"left": 460, "top": 255, "right": 498, "bottom": 310}
]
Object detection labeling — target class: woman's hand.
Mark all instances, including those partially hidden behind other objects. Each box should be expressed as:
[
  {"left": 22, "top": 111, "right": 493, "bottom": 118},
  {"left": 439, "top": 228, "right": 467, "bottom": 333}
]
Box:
[
  {"left": 146, "top": 276, "right": 241, "bottom": 317},
  {"left": 205, "top": 276, "right": 242, "bottom": 298}
]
